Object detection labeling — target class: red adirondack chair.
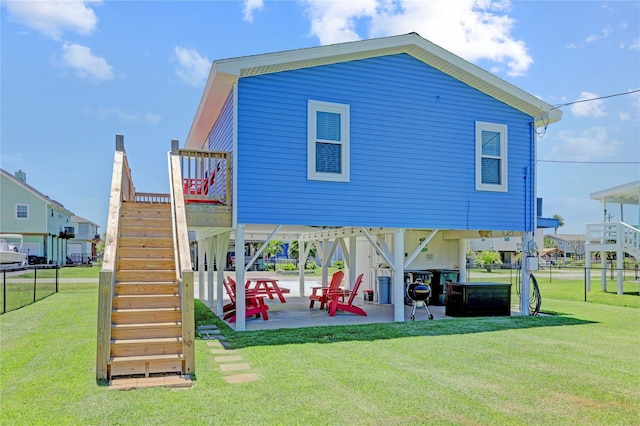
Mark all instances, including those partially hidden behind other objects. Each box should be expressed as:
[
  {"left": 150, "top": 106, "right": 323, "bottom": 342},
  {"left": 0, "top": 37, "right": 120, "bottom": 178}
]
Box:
[
  {"left": 223, "top": 277, "right": 269, "bottom": 322},
  {"left": 309, "top": 270, "right": 344, "bottom": 310},
  {"left": 327, "top": 273, "right": 367, "bottom": 317}
]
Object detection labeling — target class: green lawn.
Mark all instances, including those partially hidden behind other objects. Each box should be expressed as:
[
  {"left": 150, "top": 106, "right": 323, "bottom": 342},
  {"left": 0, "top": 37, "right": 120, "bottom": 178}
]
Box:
[{"left": 1, "top": 282, "right": 638, "bottom": 425}]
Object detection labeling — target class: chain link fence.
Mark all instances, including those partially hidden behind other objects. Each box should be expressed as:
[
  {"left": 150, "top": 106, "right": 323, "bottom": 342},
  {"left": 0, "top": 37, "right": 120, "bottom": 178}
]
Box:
[
  {"left": 584, "top": 266, "right": 639, "bottom": 308},
  {"left": 1, "top": 265, "right": 59, "bottom": 314}
]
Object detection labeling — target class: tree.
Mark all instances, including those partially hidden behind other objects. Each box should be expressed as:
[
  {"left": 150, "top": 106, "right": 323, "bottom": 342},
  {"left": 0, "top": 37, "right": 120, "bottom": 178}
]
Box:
[
  {"left": 475, "top": 250, "right": 502, "bottom": 272},
  {"left": 544, "top": 236, "right": 557, "bottom": 248},
  {"left": 552, "top": 214, "right": 565, "bottom": 234},
  {"left": 288, "top": 241, "right": 317, "bottom": 269}
]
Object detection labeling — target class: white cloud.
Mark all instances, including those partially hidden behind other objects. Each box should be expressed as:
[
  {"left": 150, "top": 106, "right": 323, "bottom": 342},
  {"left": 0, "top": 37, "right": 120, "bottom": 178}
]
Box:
[
  {"left": 545, "top": 127, "right": 621, "bottom": 162},
  {"left": 585, "top": 26, "right": 612, "bottom": 43},
  {"left": 174, "top": 46, "right": 211, "bottom": 86},
  {"left": 82, "top": 107, "right": 161, "bottom": 124},
  {"left": 4, "top": 0, "right": 101, "bottom": 40},
  {"left": 627, "top": 38, "right": 640, "bottom": 51},
  {"left": 243, "top": 0, "right": 264, "bottom": 23},
  {"left": 571, "top": 91, "right": 606, "bottom": 117},
  {"left": 57, "top": 43, "right": 114, "bottom": 81},
  {"left": 302, "top": 0, "right": 533, "bottom": 77}
]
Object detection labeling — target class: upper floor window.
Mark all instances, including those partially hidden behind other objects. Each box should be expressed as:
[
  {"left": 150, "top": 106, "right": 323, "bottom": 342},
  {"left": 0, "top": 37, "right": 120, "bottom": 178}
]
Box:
[
  {"left": 16, "top": 204, "right": 29, "bottom": 219},
  {"left": 476, "top": 122, "right": 508, "bottom": 192},
  {"left": 307, "top": 100, "right": 350, "bottom": 182}
]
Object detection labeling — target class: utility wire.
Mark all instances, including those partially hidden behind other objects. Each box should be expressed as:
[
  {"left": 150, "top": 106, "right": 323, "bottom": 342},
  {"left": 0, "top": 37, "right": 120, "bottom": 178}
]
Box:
[
  {"left": 535, "top": 88, "right": 640, "bottom": 138},
  {"left": 538, "top": 160, "right": 640, "bottom": 164},
  {"left": 552, "top": 89, "right": 640, "bottom": 109}
]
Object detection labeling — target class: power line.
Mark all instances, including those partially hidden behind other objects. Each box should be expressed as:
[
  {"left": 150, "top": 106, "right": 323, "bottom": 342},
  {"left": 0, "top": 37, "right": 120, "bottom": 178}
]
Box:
[
  {"left": 537, "top": 159, "right": 640, "bottom": 164},
  {"left": 552, "top": 89, "right": 640, "bottom": 109}
]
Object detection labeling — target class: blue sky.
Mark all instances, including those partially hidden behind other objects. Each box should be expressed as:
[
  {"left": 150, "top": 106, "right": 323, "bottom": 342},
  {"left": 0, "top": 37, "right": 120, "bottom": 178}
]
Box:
[{"left": 1, "top": 0, "right": 638, "bottom": 234}]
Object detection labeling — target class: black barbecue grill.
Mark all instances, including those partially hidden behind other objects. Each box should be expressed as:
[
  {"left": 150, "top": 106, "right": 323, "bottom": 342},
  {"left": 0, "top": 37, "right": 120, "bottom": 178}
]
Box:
[{"left": 406, "top": 280, "right": 434, "bottom": 321}]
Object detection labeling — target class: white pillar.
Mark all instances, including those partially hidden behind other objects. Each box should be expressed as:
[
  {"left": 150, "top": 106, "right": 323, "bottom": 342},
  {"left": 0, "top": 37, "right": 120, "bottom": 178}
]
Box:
[
  {"left": 520, "top": 233, "right": 532, "bottom": 316},
  {"left": 393, "top": 229, "right": 405, "bottom": 322},
  {"left": 617, "top": 248, "right": 623, "bottom": 294},
  {"left": 207, "top": 237, "right": 216, "bottom": 310},
  {"left": 235, "top": 225, "right": 246, "bottom": 331},
  {"left": 321, "top": 238, "right": 329, "bottom": 286},
  {"left": 348, "top": 236, "right": 357, "bottom": 288},
  {"left": 197, "top": 239, "right": 206, "bottom": 301},
  {"left": 298, "top": 239, "right": 307, "bottom": 297},
  {"left": 215, "top": 232, "right": 230, "bottom": 316},
  {"left": 458, "top": 238, "right": 467, "bottom": 282}
]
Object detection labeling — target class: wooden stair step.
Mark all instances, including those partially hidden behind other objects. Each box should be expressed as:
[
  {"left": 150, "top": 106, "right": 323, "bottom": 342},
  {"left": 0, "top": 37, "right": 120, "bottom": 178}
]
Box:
[
  {"left": 117, "top": 237, "right": 173, "bottom": 248},
  {"left": 112, "top": 307, "right": 181, "bottom": 324},
  {"left": 114, "top": 282, "right": 179, "bottom": 295},
  {"left": 116, "top": 270, "right": 176, "bottom": 282},
  {"left": 111, "top": 321, "right": 182, "bottom": 339},
  {"left": 116, "top": 258, "right": 175, "bottom": 270},
  {"left": 118, "top": 247, "right": 174, "bottom": 259},
  {"left": 119, "top": 228, "right": 172, "bottom": 238},
  {"left": 113, "top": 294, "right": 179, "bottom": 309},
  {"left": 110, "top": 337, "right": 183, "bottom": 357},
  {"left": 108, "top": 353, "right": 184, "bottom": 378}
]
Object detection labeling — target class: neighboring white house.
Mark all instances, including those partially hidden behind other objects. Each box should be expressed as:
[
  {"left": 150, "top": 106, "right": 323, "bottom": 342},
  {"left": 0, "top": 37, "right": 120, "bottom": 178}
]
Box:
[{"left": 67, "top": 215, "right": 100, "bottom": 264}]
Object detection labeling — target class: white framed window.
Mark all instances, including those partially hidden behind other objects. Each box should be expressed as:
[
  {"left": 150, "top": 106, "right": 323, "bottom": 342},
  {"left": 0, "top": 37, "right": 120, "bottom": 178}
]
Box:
[
  {"left": 16, "top": 203, "right": 29, "bottom": 219},
  {"left": 476, "top": 121, "right": 508, "bottom": 192},
  {"left": 307, "top": 100, "right": 350, "bottom": 182}
]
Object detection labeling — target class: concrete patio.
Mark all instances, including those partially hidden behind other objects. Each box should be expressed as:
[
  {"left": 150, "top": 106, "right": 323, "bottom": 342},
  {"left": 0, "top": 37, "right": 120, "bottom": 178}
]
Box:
[{"left": 194, "top": 272, "right": 518, "bottom": 331}]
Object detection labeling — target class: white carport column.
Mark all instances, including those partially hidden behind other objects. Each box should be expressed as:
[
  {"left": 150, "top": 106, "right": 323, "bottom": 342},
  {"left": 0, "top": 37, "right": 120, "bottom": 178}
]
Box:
[
  {"left": 197, "top": 239, "right": 206, "bottom": 301},
  {"left": 235, "top": 225, "right": 246, "bottom": 331},
  {"left": 207, "top": 237, "right": 216, "bottom": 310},
  {"left": 215, "top": 232, "right": 230, "bottom": 316},
  {"left": 393, "top": 229, "right": 405, "bottom": 322},
  {"left": 520, "top": 232, "right": 533, "bottom": 316},
  {"left": 458, "top": 238, "right": 467, "bottom": 282}
]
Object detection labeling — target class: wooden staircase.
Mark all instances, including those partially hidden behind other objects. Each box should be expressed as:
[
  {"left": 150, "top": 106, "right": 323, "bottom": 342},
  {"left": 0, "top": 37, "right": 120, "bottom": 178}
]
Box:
[{"left": 107, "top": 201, "right": 189, "bottom": 385}]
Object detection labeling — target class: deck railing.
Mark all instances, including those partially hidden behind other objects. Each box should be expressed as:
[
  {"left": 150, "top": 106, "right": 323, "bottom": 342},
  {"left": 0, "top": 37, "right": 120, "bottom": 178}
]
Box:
[{"left": 172, "top": 143, "right": 231, "bottom": 206}]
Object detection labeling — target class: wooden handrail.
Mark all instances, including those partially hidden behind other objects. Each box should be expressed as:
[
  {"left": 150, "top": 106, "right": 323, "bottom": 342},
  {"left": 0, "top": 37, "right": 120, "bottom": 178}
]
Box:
[
  {"left": 96, "top": 136, "right": 131, "bottom": 380},
  {"left": 168, "top": 148, "right": 195, "bottom": 375}
]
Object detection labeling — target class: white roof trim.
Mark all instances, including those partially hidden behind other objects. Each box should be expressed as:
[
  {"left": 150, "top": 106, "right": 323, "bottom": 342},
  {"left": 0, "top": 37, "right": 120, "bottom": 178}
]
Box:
[
  {"left": 590, "top": 180, "right": 640, "bottom": 205},
  {"left": 185, "top": 33, "right": 562, "bottom": 149}
]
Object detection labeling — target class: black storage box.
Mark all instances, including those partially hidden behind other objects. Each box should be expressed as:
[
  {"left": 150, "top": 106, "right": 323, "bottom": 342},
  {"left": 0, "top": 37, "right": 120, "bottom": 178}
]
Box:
[{"left": 445, "top": 282, "right": 511, "bottom": 317}]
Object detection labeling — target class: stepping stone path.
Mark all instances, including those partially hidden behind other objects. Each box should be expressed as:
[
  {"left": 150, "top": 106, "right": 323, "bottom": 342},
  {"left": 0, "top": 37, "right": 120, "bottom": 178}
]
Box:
[{"left": 197, "top": 325, "right": 260, "bottom": 384}]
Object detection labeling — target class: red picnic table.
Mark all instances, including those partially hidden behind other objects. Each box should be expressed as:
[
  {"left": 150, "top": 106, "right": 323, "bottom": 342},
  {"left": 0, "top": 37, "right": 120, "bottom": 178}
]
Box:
[{"left": 245, "top": 278, "right": 291, "bottom": 303}]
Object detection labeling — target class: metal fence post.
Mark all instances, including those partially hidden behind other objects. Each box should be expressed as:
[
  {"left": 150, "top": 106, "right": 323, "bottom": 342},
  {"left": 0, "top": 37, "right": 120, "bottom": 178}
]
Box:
[
  {"left": 3, "top": 269, "right": 6, "bottom": 314},
  {"left": 33, "top": 267, "right": 37, "bottom": 304},
  {"left": 584, "top": 267, "right": 587, "bottom": 302},
  {"left": 55, "top": 266, "right": 59, "bottom": 293}
]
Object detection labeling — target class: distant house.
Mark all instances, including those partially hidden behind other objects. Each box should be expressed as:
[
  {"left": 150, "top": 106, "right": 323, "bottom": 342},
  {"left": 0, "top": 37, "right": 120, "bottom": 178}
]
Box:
[
  {"left": 67, "top": 215, "right": 100, "bottom": 264},
  {"left": 1, "top": 168, "right": 80, "bottom": 264},
  {"left": 545, "top": 234, "right": 585, "bottom": 259}
]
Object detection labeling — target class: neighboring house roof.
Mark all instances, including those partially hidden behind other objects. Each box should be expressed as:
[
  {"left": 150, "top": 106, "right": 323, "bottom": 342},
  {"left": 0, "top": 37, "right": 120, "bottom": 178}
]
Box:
[
  {"left": 590, "top": 180, "right": 640, "bottom": 206},
  {"left": 547, "top": 234, "right": 586, "bottom": 242},
  {"left": 540, "top": 247, "right": 563, "bottom": 256},
  {"left": 71, "top": 215, "right": 99, "bottom": 227},
  {"left": 186, "top": 32, "right": 562, "bottom": 148},
  {"left": 0, "top": 168, "right": 72, "bottom": 216}
]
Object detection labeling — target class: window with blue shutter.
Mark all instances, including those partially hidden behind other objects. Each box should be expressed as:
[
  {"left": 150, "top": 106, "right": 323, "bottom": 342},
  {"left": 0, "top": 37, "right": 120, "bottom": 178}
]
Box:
[
  {"left": 476, "top": 122, "right": 508, "bottom": 192},
  {"left": 308, "top": 100, "right": 350, "bottom": 182}
]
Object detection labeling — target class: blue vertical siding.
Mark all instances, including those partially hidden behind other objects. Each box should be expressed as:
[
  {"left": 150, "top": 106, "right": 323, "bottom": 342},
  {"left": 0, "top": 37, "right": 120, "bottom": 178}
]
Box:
[
  {"left": 235, "top": 54, "right": 535, "bottom": 231},
  {"left": 207, "top": 90, "right": 233, "bottom": 152}
]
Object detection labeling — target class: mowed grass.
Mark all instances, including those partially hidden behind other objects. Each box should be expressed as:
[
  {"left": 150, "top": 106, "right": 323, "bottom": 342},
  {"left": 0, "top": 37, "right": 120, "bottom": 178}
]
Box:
[{"left": 1, "top": 282, "right": 639, "bottom": 425}]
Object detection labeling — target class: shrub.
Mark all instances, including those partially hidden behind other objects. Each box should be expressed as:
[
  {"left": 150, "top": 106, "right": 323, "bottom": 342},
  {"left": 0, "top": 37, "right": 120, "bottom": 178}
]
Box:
[
  {"left": 306, "top": 260, "right": 317, "bottom": 270},
  {"left": 333, "top": 260, "right": 345, "bottom": 269},
  {"left": 281, "top": 263, "right": 298, "bottom": 271}
]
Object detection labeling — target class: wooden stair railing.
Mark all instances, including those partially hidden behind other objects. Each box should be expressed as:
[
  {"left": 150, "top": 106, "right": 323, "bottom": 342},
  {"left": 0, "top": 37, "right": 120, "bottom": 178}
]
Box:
[{"left": 97, "top": 136, "right": 194, "bottom": 386}]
